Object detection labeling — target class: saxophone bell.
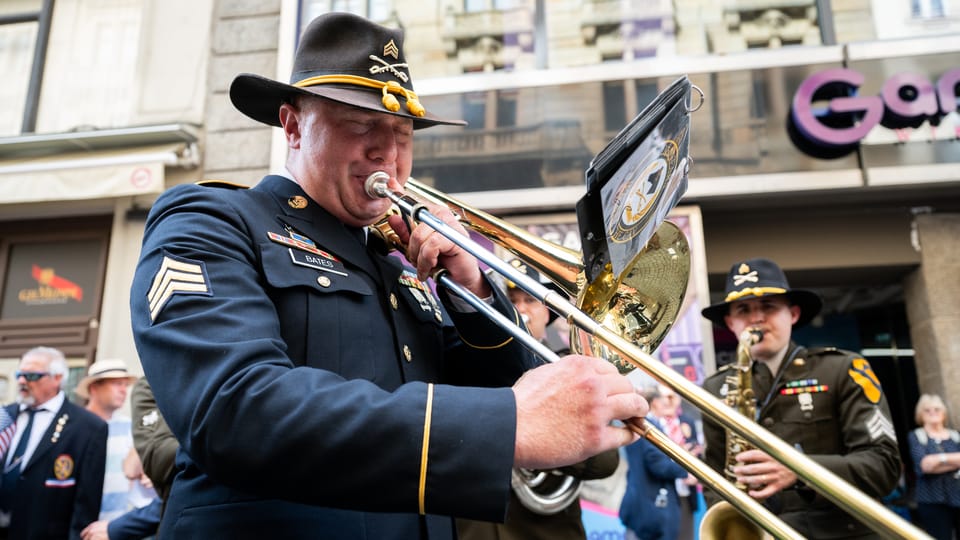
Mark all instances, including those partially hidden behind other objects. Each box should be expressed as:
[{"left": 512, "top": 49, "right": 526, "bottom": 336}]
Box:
[{"left": 700, "top": 327, "right": 770, "bottom": 540}]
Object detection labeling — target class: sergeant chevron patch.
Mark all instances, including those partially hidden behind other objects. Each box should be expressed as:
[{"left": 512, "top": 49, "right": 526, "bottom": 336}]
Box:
[
  {"left": 866, "top": 408, "right": 896, "bottom": 442},
  {"left": 147, "top": 254, "right": 211, "bottom": 321}
]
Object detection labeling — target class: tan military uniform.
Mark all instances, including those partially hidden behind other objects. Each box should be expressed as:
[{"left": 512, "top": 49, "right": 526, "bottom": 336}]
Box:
[{"left": 702, "top": 342, "right": 901, "bottom": 539}]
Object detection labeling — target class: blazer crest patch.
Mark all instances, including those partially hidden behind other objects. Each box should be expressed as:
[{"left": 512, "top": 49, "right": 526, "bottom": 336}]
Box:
[{"left": 53, "top": 453, "right": 74, "bottom": 481}]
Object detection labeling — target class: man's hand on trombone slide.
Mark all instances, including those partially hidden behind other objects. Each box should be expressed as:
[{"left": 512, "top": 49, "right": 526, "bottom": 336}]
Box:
[{"left": 512, "top": 355, "right": 648, "bottom": 470}]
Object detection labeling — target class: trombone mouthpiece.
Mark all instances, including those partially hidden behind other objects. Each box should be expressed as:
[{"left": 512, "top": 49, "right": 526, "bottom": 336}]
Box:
[{"left": 364, "top": 171, "right": 391, "bottom": 199}]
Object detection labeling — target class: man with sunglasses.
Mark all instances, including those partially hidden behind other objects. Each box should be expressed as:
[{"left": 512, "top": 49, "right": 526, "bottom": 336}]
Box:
[{"left": 0, "top": 346, "right": 108, "bottom": 540}]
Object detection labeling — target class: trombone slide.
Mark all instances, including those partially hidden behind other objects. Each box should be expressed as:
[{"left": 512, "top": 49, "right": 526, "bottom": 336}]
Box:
[{"left": 365, "top": 172, "right": 931, "bottom": 540}]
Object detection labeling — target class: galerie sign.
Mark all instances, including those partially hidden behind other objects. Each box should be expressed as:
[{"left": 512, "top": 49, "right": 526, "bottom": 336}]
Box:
[{"left": 790, "top": 67, "right": 960, "bottom": 157}]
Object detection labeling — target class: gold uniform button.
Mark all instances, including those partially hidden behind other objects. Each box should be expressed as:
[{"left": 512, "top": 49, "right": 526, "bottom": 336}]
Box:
[
  {"left": 434, "top": 312, "right": 443, "bottom": 323},
  {"left": 317, "top": 276, "right": 331, "bottom": 287},
  {"left": 288, "top": 195, "right": 308, "bottom": 209},
  {"left": 390, "top": 293, "right": 399, "bottom": 310},
  {"left": 403, "top": 345, "right": 412, "bottom": 362}
]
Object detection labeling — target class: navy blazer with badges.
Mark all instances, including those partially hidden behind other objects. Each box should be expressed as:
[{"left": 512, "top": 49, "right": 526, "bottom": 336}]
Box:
[
  {"left": 619, "top": 422, "right": 688, "bottom": 540},
  {"left": 701, "top": 343, "right": 900, "bottom": 539},
  {"left": 3, "top": 400, "right": 107, "bottom": 540},
  {"left": 130, "top": 175, "right": 539, "bottom": 540}
]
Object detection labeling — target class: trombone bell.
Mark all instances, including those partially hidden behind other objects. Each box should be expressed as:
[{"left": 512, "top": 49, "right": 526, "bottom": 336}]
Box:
[
  {"left": 572, "top": 220, "right": 690, "bottom": 373},
  {"left": 404, "top": 178, "right": 690, "bottom": 373}
]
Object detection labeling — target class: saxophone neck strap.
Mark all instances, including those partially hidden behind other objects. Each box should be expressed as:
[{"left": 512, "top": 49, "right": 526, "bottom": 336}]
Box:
[{"left": 756, "top": 345, "right": 803, "bottom": 416}]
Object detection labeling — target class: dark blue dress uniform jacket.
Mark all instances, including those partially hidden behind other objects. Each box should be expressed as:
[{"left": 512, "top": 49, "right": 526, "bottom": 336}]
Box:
[
  {"left": 129, "top": 175, "right": 539, "bottom": 539},
  {"left": 2, "top": 400, "right": 107, "bottom": 540}
]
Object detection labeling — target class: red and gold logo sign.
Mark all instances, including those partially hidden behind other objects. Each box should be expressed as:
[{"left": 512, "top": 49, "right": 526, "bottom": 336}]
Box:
[{"left": 18, "top": 265, "right": 84, "bottom": 305}]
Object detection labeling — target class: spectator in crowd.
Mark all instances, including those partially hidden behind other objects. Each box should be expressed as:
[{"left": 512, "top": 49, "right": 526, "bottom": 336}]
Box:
[
  {"left": 700, "top": 257, "right": 900, "bottom": 539},
  {"left": 504, "top": 259, "right": 570, "bottom": 354},
  {"left": 78, "top": 360, "right": 160, "bottom": 540},
  {"left": 0, "top": 346, "right": 107, "bottom": 539},
  {"left": 129, "top": 377, "right": 177, "bottom": 504},
  {"left": 647, "top": 385, "right": 701, "bottom": 540},
  {"left": 907, "top": 394, "right": 960, "bottom": 540},
  {"left": 80, "top": 452, "right": 162, "bottom": 540},
  {"left": 128, "top": 12, "right": 647, "bottom": 539},
  {"left": 619, "top": 387, "right": 689, "bottom": 540},
  {"left": 78, "top": 378, "right": 178, "bottom": 540}
]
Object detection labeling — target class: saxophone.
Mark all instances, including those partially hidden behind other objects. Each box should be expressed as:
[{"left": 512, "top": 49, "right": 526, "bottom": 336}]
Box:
[
  {"left": 700, "top": 328, "right": 768, "bottom": 540},
  {"left": 725, "top": 328, "right": 762, "bottom": 489}
]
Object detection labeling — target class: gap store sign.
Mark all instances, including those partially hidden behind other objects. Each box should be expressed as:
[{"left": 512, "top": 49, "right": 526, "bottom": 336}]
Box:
[{"left": 790, "top": 67, "right": 960, "bottom": 158}]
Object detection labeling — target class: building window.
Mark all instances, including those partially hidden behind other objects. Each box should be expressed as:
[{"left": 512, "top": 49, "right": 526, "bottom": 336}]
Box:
[
  {"left": 635, "top": 81, "right": 659, "bottom": 112},
  {"left": 301, "top": 0, "right": 392, "bottom": 28},
  {"left": 603, "top": 81, "right": 626, "bottom": 132},
  {"left": 0, "top": 1, "right": 48, "bottom": 135},
  {"left": 462, "top": 92, "right": 486, "bottom": 130},
  {"left": 750, "top": 75, "right": 768, "bottom": 119},
  {"left": 496, "top": 90, "right": 517, "bottom": 128},
  {"left": 911, "top": 0, "right": 946, "bottom": 18},
  {"left": 465, "top": 0, "right": 524, "bottom": 11}
]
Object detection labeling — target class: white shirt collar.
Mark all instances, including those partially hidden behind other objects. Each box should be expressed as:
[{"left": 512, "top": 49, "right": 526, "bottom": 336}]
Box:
[{"left": 275, "top": 167, "right": 297, "bottom": 183}]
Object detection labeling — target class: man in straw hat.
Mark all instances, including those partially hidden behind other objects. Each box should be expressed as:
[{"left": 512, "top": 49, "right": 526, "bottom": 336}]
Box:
[
  {"left": 77, "top": 359, "right": 161, "bottom": 539},
  {"left": 699, "top": 257, "right": 900, "bottom": 539},
  {"left": 130, "top": 12, "right": 647, "bottom": 539},
  {"left": 76, "top": 359, "right": 138, "bottom": 423}
]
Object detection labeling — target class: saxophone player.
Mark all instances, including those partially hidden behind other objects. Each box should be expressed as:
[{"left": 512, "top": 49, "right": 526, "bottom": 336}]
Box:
[{"left": 700, "top": 258, "right": 900, "bottom": 539}]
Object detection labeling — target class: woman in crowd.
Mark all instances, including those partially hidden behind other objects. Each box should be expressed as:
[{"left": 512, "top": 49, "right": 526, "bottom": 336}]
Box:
[{"left": 907, "top": 394, "right": 960, "bottom": 540}]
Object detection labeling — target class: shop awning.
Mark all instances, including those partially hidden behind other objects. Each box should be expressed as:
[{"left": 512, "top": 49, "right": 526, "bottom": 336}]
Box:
[{"left": 0, "top": 143, "right": 189, "bottom": 205}]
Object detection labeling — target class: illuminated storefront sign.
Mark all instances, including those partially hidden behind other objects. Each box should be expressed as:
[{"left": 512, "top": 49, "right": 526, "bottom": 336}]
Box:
[
  {"left": 19, "top": 265, "right": 84, "bottom": 305},
  {"left": 1, "top": 239, "right": 102, "bottom": 320},
  {"left": 790, "top": 67, "right": 960, "bottom": 157}
]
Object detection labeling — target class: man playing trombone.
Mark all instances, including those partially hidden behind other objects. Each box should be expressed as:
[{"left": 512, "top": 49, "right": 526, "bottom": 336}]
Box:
[
  {"left": 129, "top": 12, "right": 647, "bottom": 540},
  {"left": 699, "top": 258, "right": 900, "bottom": 539}
]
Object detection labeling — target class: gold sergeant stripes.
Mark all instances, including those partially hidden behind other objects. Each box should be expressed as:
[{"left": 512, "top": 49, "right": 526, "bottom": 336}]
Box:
[
  {"left": 147, "top": 256, "right": 209, "bottom": 321},
  {"left": 418, "top": 383, "right": 435, "bottom": 515}
]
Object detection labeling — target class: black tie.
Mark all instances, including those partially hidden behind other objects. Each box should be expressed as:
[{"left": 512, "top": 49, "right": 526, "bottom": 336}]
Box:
[{"left": 0, "top": 408, "right": 37, "bottom": 511}]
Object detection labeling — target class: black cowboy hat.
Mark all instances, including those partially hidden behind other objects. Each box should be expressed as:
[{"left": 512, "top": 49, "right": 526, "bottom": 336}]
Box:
[
  {"left": 229, "top": 12, "right": 465, "bottom": 130},
  {"left": 505, "top": 259, "right": 565, "bottom": 324},
  {"left": 701, "top": 257, "right": 822, "bottom": 328}
]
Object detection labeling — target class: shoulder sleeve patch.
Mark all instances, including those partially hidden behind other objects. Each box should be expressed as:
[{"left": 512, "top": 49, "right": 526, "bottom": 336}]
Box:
[
  {"left": 848, "top": 357, "right": 882, "bottom": 404},
  {"left": 146, "top": 252, "right": 212, "bottom": 322},
  {"left": 196, "top": 179, "right": 250, "bottom": 190}
]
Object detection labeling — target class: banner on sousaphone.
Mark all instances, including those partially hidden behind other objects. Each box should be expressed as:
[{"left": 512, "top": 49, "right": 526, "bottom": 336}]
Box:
[{"left": 576, "top": 76, "right": 692, "bottom": 282}]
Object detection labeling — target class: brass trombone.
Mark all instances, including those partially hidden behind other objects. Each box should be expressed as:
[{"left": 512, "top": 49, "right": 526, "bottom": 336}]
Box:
[{"left": 365, "top": 172, "right": 929, "bottom": 540}]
